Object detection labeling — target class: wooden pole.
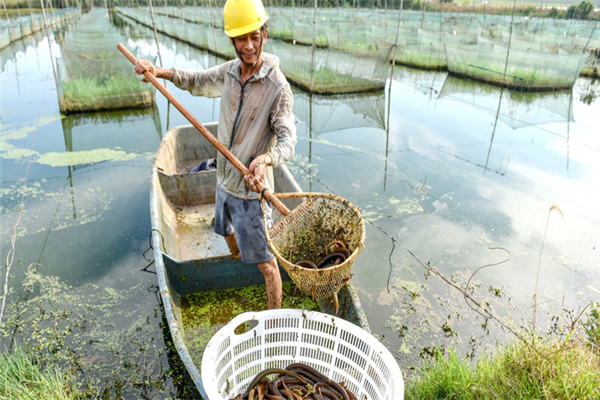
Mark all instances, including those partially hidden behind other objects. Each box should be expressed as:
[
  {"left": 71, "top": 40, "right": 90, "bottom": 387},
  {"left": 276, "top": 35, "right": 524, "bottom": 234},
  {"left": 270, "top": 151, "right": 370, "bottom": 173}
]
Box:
[{"left": 117, "top": 43, "right": 292, "bottom": 216}]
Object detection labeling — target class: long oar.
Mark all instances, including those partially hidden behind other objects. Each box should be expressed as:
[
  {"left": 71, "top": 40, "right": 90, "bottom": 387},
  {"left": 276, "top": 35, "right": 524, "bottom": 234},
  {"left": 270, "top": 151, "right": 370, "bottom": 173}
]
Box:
[{"left": 117, "top": 43, "right": 291, "bottom": 216}]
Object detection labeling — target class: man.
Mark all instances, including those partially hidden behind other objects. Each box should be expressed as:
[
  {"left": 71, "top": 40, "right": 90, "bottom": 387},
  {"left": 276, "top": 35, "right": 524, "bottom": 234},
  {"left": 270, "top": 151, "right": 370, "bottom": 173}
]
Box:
[{"left": 134, "top": 0, "right": 296, "bottom": 309}]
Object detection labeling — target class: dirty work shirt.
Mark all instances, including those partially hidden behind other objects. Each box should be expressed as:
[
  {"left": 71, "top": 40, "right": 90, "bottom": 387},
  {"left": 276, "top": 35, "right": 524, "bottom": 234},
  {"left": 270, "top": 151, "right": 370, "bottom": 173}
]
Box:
[{"left": 171, "top": 53, "right": 296, "bottom": 200}]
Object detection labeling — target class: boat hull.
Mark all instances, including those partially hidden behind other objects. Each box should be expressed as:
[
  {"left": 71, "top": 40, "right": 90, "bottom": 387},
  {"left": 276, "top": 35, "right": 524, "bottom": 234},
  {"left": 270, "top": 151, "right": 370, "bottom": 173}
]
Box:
[{"left": 150, "top": 124, "right": 369, "bottom": 398}]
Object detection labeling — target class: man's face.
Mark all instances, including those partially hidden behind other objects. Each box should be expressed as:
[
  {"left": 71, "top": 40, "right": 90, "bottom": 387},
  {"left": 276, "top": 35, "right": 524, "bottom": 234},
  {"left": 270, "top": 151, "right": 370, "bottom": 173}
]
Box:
[{"left": 231, "top": 28, "right": 267, "bottom": 66}]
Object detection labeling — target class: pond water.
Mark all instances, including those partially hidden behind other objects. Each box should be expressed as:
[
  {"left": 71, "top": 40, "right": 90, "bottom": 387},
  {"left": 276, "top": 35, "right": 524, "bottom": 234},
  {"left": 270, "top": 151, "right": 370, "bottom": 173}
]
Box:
[{"left": 1, "top": 15, "right": 599, "bottom": 398}]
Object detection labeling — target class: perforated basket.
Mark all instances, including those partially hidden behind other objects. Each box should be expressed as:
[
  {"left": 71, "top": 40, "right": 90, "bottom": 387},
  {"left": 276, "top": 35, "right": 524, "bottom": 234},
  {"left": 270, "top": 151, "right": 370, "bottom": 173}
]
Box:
[{"left": 201, "top": 309, "right": 404, "bottom": 400}]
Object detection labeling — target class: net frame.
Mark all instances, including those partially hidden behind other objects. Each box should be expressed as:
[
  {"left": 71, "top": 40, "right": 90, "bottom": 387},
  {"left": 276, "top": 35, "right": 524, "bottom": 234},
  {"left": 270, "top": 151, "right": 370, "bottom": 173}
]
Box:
[{"left": 263, "top": 192, "right": 365, "bottom": 299}]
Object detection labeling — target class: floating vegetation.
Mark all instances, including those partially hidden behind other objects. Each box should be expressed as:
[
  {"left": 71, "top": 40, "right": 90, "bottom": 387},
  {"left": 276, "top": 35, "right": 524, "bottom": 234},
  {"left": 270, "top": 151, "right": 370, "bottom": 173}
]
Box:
[
  {"left": 0, "top": 267, "right": 185, "bottom": 399},
  {"left": 181, "top": 282, "right": 320, "bottom": 364},
  {"left": 384, "top": 269, "right": 516, "bottom": 380},
  {"left": 0, "top": 179, "right": 110, "bottom": 238},
  {"left": 37, "top": 148, "right": 138, "bottom": 167}
]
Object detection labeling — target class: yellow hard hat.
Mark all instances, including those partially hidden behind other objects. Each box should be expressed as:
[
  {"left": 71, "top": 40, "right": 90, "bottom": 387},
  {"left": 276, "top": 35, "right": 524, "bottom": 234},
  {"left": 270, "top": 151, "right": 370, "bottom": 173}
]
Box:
[{"left": 223, "top": 0, "right": 269, "bottom": 38}]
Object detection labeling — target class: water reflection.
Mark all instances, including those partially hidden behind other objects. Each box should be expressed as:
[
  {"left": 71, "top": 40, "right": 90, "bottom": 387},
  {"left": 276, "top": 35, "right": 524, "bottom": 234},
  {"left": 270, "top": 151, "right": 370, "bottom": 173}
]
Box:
[
  {"left": 293, "top": 90, "right": 386, "bottom": 136},
  {"left": 292, "top": 89, "right": 386, "bottom": 191},
  {"left": 61, "top": 106, "right": 162, "bottom": 155},
  {"left": 438, "top": 74, "right": 576, "bottom": 173},
  {"left": 576, "top": 77, "right": 600, "bottom": 105},
  {"left": 439, "top": 75, "right": 574, "bottom": 129},
  {"left": 58, "top": 106, "right": 162, "bottom": 220},
  {"left": 60, "top": 105, "right": 162, "bottom": 169}
]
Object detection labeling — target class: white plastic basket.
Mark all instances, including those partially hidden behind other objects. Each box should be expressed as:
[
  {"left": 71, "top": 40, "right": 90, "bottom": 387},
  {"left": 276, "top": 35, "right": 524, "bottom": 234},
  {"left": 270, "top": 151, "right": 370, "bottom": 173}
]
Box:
[{"left": 201, "top": 309, "right": 404, "bottom": 400}]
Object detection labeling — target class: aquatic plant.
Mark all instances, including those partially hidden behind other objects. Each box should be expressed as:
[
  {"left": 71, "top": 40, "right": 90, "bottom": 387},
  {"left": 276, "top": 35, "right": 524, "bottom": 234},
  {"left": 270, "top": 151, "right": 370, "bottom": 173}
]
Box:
[
  {"left": 0, "top": 266, "right": 184, "bottom": 398},
  {"left": 181, "top": 282, "right": 320, "bottom": 364}
]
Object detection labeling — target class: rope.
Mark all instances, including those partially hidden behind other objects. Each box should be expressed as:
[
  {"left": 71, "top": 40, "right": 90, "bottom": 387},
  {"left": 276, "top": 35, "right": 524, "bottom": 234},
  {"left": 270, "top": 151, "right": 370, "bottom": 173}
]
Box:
[{"left": 142, "top": 228, "right": 165, "bottom": 274}]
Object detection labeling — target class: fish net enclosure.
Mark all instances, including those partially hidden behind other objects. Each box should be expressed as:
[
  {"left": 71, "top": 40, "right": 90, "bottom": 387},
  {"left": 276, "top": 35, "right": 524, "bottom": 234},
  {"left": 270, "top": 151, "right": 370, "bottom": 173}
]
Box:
[
  {"left": 371, "top": 9, "right": 598, "bottom": 87},
  {"left": 268, "top": 38, "right": 389, "bottom": 94},
  {"left": 309, "top": 7, "right": 595, "bottom": 87},
  {"left": 115, "top": 5, "right": 598, "bottom": 91},
  {"left": 56, "top": 8, "right": 155, "bottom": 113},
  {"left": 0, "top": 8, "right": 79, "bottom": 50},
  {"left": 117, "top": 7, "right": 234, "bottom": 59},
  {"left": 117, "top": 6, "right": 388, "bottom": 94},
  {"left": 445, "top": 42, "right": 587, "bottom": 90}
]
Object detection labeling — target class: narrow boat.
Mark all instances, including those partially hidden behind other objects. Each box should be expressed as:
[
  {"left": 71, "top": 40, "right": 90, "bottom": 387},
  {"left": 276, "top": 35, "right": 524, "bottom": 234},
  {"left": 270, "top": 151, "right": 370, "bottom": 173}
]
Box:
[{"left": 150, "top": 123, "right": 370, "bottom": 398}]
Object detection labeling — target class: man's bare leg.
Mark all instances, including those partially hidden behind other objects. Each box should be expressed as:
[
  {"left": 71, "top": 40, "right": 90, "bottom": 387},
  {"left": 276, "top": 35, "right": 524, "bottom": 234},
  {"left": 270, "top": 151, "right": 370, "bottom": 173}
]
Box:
[
  {"left": 258, "top": 258, "right": 282, "bottom": 309},
  {"left": 224, "top": 233, "right": 240, "bottom": 258}
]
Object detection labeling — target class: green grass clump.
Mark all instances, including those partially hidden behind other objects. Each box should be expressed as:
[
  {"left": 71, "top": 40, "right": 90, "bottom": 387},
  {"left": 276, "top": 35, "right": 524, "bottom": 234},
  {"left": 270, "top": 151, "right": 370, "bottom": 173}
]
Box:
[
  {"left": 60, "top": 74, "right": 154, "bottom": 113},
  {"left": 583, "top": 302, "right": 600, "bottom": 352},
  {"left": 0, "top": 346, "right": 79, "bottom": 400},
  {"left": 284, "top": 66, "right": 384, "bottom": 94},
  {"left": 406, "top": 338, "right": 600, "bottom": 400}
]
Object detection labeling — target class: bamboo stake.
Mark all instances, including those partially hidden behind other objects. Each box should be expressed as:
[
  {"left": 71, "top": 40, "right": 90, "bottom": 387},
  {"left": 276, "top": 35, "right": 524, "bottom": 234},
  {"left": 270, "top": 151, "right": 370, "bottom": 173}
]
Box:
[
  {"left": 309, "top": 0, "right": 317, "bottom": 93},
  {"left": 502, "top": 0, "right": 518, "bottom": 85},
  {"left": 39, "top": 0, "right": 59, "bottom": 93}
]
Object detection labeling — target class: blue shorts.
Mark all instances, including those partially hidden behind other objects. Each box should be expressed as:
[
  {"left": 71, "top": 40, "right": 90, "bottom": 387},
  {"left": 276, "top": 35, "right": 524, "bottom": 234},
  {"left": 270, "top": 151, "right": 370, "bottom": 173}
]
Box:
[{"left": 214, "top": 185, "right": 274, "bottom": 264}]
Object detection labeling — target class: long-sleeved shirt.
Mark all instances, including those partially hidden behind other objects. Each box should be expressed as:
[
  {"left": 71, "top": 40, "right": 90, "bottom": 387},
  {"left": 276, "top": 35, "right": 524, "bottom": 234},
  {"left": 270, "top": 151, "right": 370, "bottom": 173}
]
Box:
[{"left": 172, "top": 53, "right": 296, "bottom": 199}]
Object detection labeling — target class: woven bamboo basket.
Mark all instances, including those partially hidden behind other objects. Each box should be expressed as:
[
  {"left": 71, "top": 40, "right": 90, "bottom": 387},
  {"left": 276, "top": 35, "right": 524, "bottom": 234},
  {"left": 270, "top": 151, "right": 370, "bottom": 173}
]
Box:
[{"left": 263, "top": 193, "right": 365, "bottom": 298}]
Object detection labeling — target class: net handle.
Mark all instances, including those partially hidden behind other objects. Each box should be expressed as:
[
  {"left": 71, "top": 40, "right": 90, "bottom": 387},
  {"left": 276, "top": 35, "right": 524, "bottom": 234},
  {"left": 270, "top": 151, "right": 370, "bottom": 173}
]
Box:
[{"left": 117, "top": 43, "right": 291, "bottom": 217}]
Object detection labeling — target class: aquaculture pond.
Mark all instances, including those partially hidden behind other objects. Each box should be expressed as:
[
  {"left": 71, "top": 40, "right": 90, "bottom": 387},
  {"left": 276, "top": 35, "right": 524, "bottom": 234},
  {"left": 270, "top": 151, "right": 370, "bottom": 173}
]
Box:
[{"left": 1, "top": 15, "right": 599, "bottom": 399}]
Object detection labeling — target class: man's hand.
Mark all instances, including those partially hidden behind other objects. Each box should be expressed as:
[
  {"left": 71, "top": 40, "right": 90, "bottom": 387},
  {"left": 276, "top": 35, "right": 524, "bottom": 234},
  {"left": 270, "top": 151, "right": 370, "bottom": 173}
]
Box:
[
  {"left": 245, "top": 154, "right": 272, "bottom": 193},
  {"left": 134, "top": 59, "right": 158, "bottom": 82}
]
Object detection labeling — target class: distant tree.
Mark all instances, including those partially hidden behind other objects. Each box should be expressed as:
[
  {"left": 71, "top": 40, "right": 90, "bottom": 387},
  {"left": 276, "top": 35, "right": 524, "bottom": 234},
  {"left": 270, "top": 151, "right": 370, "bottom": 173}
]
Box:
[{"left": 567, "top": 0, "right": 594, "bottom": 20}]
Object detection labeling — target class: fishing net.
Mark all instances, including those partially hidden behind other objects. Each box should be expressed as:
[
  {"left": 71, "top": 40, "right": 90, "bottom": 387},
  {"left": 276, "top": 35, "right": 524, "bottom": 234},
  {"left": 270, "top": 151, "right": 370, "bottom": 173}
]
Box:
[
  {"left": 268, "top": 39, "right": 387, "bottom": 94},
  {"left": 116, "top": 5, "right": 598, "bottom": 92},
  {"left": 118, "top": 6, "right": 388, "bottom": 94},
  {"left": 0, "top": 9, "right": 78, "bottom": 50},
  {"left": 118, "top": 7, "right": 234, "bottom": 59},
  {"left": 56, "top": 8, "right": 155, "bottom": 113},
  {"left": 445, "top": 42, "right": 586, "bottom": 90},
  {"left": 264, "top": 193, "right": 365, "bottom": 299}
]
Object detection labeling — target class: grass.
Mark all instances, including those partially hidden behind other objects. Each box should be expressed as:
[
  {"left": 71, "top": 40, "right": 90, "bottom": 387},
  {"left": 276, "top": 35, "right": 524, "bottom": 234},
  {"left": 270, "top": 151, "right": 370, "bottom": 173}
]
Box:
[
  {"left": 60, "top": 74, "right": 155, "bottom": 113},
  {"left": 448, "top": 60, "right": 578, "bottom": 90},
  {"left": 284, "top": 66, "right": 385, "bottom": 94},
  {"left": 406, "top": 304, "right": 600, "bottom": 400},
  {"left": 0, "top": 346, "right": 82, "bottom": 400}
]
